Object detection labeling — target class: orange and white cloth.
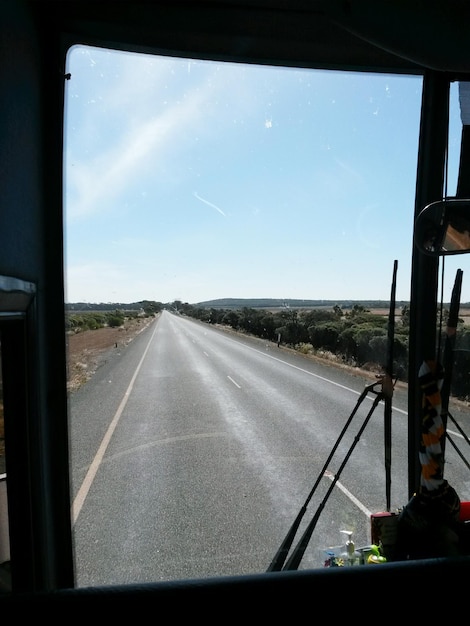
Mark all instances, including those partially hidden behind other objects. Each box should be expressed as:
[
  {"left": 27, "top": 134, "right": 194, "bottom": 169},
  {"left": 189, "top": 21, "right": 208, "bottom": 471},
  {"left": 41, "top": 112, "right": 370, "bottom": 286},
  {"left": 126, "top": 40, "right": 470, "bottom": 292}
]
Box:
[{"left": 418, "top": 359, "right": 445, "bottom": 492}]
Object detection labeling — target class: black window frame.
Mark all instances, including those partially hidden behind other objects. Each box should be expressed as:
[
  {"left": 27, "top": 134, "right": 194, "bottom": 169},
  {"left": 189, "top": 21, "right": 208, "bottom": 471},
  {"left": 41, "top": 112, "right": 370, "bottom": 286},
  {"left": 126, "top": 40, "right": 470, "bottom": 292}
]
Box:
[{"left": 0, "top": 276, "right": 37, "bottom": 592}]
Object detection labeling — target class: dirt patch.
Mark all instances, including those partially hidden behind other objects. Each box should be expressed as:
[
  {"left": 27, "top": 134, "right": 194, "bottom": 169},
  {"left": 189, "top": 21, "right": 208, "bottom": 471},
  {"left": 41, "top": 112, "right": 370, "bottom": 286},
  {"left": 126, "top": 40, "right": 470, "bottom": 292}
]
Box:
[{"left": 67, "top": 317, "right": 155, "bottom": 392}]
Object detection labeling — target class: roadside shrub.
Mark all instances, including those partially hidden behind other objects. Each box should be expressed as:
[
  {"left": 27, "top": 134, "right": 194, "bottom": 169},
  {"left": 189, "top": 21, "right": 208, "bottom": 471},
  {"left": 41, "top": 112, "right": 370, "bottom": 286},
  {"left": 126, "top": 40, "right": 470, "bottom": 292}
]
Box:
[
  {"left": 107, "top": 314, "right": 124, "bottom": 328},
  {"left": 308, "top": 321, "right": 340, "bottom": 352},
  {"left": 297, "top": 342, "right": 313, "bottom": 354}
]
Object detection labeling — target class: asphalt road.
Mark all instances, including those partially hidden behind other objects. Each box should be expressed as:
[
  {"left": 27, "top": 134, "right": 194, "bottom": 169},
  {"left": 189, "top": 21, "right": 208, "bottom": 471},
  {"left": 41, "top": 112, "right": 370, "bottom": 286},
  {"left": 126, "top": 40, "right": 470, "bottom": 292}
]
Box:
[{"left": 69, "top": 310, "right": 470, "bottom": 586}]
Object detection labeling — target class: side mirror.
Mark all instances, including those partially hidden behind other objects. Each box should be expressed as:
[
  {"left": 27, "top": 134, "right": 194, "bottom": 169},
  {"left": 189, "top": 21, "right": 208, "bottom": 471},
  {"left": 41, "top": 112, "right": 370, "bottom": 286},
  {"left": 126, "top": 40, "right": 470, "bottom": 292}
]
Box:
[{"left": 415, "top": 198, "right": 470, "bottom": 255}]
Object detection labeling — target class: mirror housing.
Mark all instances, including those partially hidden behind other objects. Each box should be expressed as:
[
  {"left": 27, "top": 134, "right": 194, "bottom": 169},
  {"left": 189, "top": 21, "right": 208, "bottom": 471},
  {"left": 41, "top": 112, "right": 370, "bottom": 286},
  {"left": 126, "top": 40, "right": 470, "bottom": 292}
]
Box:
[{"left": 415, "top": 198, "right": 470, "bottom": 255}]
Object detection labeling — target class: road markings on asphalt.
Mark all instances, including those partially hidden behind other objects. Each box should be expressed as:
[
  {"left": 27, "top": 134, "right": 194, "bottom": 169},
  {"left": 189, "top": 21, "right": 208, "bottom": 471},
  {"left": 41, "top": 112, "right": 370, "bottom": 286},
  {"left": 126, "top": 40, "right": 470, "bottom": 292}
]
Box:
[
  {"left": 324, "top": 470, "right": 371, "bottom": 517},
  {"left": 71, "top": 322, "right": 159, "bottom": 525}
]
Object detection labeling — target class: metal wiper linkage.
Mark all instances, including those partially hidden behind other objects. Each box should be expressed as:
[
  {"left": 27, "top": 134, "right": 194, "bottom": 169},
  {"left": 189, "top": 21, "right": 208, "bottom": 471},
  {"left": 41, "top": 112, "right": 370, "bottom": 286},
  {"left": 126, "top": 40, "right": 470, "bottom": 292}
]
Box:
[
  {"left": 266, "top": 379, "right": 385, "bottom": 572},
  {"left": 267, "top": 261, "right": 398, "bottom": 572}
]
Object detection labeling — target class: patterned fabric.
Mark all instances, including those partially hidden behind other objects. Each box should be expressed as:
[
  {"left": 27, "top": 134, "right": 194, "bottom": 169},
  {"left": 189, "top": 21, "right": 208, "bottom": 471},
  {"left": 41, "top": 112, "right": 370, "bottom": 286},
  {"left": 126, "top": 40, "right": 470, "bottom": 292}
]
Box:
[
  {"left": 394, "top": 360, "right": 462, "bottom": 560},
  {"left": 418, "top": 481, "right": 461, "bottom": 522},
  {"left": 418, "top": 359, "right": 445, "bottom": 491}
]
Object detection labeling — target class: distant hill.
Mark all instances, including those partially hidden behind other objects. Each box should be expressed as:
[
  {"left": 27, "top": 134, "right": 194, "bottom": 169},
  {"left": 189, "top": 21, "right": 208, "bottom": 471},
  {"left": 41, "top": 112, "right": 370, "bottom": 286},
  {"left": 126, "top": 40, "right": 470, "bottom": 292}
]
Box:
[
  {"left": 66, "top": 298, "right": 470, "bottom": 313},
  {"left": 66, "top": 298, "right": 413, "bottom": 311},
  {"left": 194, "top": 298, "right": 410, "bottom": 310}
]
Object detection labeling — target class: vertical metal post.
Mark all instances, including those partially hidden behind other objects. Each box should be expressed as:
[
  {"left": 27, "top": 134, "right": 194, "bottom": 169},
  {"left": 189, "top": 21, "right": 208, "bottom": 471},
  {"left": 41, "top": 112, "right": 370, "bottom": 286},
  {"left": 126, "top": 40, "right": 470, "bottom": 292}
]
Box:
[{"left": 408, "top": 71, "right": 450, "bottom": 499}]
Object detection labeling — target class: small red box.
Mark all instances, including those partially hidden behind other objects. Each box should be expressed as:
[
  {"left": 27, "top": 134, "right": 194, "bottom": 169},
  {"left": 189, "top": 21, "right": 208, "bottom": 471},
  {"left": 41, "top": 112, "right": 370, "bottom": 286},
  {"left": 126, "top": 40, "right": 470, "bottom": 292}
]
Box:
[
  {"left": 370, "top": 511, "right": 398, "bottom": 560},
  {"left": 459, "top": 501, "right": 470, "bottom": 521}
]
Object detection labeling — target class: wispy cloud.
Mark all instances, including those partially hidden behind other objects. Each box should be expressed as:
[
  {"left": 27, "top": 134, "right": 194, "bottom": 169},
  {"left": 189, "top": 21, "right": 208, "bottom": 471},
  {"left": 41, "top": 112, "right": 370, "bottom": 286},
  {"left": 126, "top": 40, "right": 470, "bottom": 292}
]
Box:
[
  {"left": 66, "top": 86, "right": 206, "bottom": 220},
  {"left": 193, "top": 192, "right": 226, "bottom": 216}
]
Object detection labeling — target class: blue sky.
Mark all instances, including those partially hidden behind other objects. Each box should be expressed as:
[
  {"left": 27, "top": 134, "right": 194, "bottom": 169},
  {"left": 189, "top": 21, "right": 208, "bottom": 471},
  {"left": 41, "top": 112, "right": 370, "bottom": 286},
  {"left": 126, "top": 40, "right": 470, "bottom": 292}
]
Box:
[{"left": 64, "top": 45, "right": 466, "bottom": 305}]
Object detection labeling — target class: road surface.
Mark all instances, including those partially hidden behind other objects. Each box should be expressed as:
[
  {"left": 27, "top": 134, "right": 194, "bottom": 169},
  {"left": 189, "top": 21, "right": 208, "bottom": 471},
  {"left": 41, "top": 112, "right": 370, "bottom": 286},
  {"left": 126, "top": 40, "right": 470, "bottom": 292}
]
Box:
[{"left": 69, "top": 310, "right": 470, "bottom": 586}]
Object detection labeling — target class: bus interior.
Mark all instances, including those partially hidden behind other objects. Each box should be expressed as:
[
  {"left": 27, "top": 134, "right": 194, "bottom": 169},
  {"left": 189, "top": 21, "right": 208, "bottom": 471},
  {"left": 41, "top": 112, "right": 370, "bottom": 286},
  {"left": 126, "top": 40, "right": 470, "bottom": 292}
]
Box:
[{"left": 1, "top": 0, "right": 470, "bottom": 614}]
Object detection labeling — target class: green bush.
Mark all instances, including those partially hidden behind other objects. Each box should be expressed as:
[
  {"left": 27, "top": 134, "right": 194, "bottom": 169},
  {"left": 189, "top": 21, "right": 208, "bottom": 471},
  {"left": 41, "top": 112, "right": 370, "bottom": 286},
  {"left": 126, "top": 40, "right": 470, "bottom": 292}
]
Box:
[{"left": 107, "top": 314, "right": 124, "bottom": 328}]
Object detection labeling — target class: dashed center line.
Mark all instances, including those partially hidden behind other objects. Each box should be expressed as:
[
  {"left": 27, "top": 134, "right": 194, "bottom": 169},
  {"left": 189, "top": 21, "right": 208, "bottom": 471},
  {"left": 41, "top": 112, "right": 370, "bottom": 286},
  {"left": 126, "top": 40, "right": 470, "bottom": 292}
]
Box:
[{"left": 227, "top": 375, "right": 241, "bottom": 388}]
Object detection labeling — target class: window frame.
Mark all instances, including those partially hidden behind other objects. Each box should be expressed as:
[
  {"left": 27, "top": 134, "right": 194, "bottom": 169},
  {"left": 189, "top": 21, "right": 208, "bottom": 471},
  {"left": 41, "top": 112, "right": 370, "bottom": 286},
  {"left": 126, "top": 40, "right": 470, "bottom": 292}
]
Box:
[{"left": 0, "top": 276, "right": 37, "bottom": 592}]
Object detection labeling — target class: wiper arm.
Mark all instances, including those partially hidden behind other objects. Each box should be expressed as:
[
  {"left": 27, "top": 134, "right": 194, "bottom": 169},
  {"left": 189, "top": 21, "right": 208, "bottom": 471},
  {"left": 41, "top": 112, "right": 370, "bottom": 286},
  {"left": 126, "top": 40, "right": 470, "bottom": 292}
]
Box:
[
  {"left": 268, "top": 261, "right": 399, "bottom": 572},
  {"left": 281, "top": 389, "right": 383, "bottom": 571},
  {"left": 266, "top": 381, "right": 382, "bottom": 573}
]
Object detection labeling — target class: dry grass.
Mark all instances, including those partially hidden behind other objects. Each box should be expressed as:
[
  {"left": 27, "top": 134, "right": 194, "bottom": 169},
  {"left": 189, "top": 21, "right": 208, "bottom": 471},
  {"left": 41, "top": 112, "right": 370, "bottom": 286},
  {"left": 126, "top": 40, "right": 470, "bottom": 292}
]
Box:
[{"left": 67, "top": 317, "right": 154, "bottom": 392}]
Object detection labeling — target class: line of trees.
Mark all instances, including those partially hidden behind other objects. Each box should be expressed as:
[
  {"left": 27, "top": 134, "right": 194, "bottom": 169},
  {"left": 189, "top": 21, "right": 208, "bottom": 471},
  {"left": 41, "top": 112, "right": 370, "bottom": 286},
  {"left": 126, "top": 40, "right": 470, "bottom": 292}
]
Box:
[
  {"left": 65, "top": 299, "right": 470, "bottom": 400},
  {"left": 179, "top": 302, "right": 470, "bottom": 399},
  {"left": 66, "top": 308, "right": 153, "bottom": 332},
  {"left": 65, "top": 301, "right": 163, "bottom": 331},
  {"left": 184, "top": 302, "right": 410, "bottom": 377}
]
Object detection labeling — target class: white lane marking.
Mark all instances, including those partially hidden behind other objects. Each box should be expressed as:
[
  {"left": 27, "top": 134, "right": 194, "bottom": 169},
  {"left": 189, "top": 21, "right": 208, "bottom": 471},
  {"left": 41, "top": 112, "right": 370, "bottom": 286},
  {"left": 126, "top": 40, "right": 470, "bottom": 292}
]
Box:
[
  {"left": 214, "top": 332, "right": 409, "bottom": 410},
  {"left": 227, "top": 375, "right": 241, "bottom": 388},
  {"left": 324, "top": 470, "right": 371, "bottom": 517},
  {"left": 225, "top": 336, "right": 383, "bottom": 394},
  {"left": 189, "top": 322, "right": 469, "bottom": 447},
  {"left": 72, "top": 322, "right": 159, "bottom": 525},
  {"left": 182, "top": 320, "right": 470, "bottom": 441},
  {"left": 448, "top": 428, "right": 465, "bottom": 439},
  {"left": 249, "top": 342, "right": 466, "bottom": 441}
]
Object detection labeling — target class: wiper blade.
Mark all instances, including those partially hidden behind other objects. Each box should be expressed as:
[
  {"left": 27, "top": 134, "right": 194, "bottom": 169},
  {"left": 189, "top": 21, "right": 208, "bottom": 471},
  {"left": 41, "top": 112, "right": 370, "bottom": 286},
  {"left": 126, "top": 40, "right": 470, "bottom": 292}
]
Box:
[
  {"left": 281, "top": 390, "right": 383, "bottom": 571},
  {"left": 266, "top": 381, "right": 381, "bottom": 572},
  {"left": 268, "top": 261, "right": 398, "bottom": 572}
]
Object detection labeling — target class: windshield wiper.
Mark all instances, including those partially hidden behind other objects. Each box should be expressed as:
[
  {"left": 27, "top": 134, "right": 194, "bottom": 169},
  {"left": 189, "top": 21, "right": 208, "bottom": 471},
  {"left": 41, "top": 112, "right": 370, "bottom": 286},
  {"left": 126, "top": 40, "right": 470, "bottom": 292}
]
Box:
[{"left": 267, "top": 261, "right": 398, "bottom": 572}]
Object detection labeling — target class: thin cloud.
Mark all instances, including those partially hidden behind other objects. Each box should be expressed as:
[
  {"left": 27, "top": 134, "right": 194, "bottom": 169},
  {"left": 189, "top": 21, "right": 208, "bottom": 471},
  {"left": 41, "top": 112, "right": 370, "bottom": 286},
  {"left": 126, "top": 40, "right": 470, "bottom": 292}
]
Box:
[
  {"left": 193, "top": 192, "right": 226, "bottom": 216},
  {"left": 334, "top": 157, "right": 363, "bottom": 182},
  {"left": 66, "top": 87, "right": 206, "bottom": 220}
]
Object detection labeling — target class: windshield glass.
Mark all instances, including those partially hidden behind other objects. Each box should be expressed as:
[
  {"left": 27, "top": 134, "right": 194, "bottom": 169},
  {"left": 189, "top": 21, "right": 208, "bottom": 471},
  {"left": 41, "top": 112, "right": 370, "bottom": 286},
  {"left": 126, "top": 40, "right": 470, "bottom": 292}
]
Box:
[{"left": 64, "top": 47, "right": 469, "bottom": 586}]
